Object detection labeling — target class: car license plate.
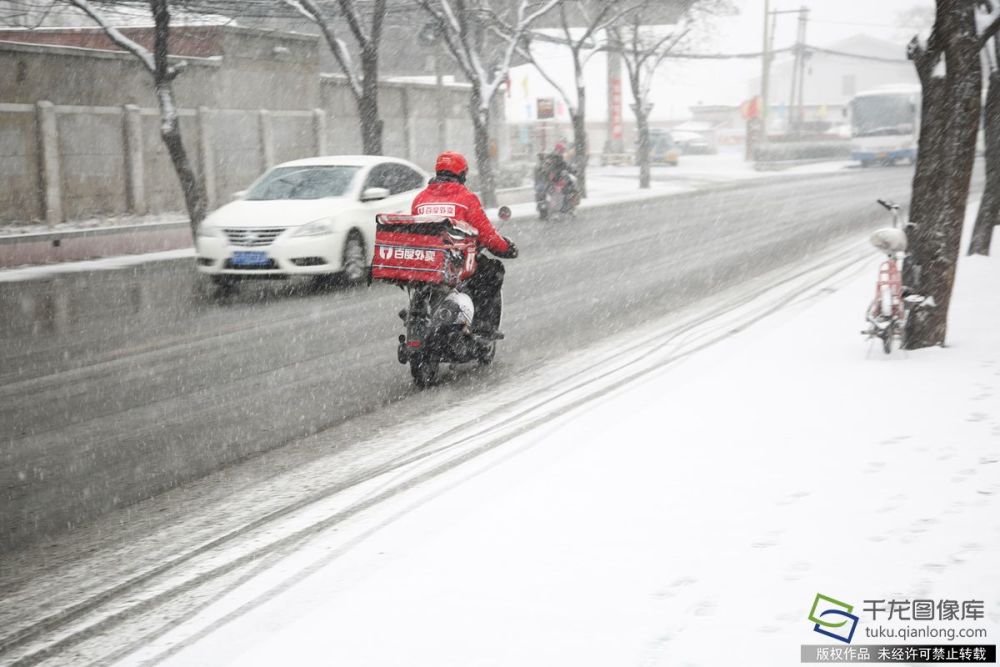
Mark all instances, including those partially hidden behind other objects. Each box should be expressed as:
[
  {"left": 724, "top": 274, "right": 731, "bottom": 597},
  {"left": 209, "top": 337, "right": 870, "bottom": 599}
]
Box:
[{"left": 231, "top": 251, "right": 270, "bottom": 266}]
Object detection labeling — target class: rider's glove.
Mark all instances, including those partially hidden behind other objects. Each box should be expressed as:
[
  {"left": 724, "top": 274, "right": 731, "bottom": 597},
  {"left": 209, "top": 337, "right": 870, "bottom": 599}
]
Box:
[{"left": 497, "top": 237, "right": 518, "bottom": 259}]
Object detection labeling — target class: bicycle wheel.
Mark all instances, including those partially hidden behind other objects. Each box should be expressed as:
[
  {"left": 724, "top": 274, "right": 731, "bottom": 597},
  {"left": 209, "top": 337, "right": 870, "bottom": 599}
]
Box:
[{"left": 881, "top": 328, "right": 893, "bottom": 354}]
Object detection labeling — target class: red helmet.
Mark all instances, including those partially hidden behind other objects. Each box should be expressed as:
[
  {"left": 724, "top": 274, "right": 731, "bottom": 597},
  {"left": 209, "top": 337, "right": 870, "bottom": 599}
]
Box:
[{"left": 435, "top": 151, "right": 468, "bottom": 176}]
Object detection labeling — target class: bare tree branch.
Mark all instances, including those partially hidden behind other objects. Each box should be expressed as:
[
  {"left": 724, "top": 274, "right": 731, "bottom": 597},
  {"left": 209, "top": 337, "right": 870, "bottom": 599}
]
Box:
[
  {"left": 415, "top": 0, "right": 560, "bottom": 205},
  {"left": 65, "top": 0, "right": 155, "bottom": 73},
  {"left": 335, "top": 0, "right": 371, "bottom": 46},
  {"left": 281, "top": 0, "right": 362, "bottom": 98},
  {"left": 981, "top": 12, "right": 1000, "bottom": 49},
  {"left": 512, "top": 37, "right": 574, "bottom": 109}
]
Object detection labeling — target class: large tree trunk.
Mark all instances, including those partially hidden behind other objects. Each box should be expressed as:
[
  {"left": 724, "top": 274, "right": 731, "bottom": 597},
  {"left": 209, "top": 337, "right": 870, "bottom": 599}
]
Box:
[
  {"left": 470, "top": 88, "right": 496, "bottom": 207},
  {"left": 904, "top": 0, "right": 982, "bottom": 349},
  {"left": 903, "top": 78, "right": 949, "bottom": 292},
  {"left": 571, "top": 84, "right": 588, "bottom": 198},
  {"left": 968, "top": 66, "right": 1000, "bottom": 255},
  {"left": 358, "top": 45, "right": 383, "bottom": 155},
  {"left": 635, "top": 110, "right": 651, "bottom": 189}
]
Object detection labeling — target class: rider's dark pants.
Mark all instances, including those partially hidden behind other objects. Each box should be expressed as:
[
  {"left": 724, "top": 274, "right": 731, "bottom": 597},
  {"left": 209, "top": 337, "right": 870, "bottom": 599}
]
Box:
[{"left": 464, "top": 256, "right": 505, "bottom": 329}]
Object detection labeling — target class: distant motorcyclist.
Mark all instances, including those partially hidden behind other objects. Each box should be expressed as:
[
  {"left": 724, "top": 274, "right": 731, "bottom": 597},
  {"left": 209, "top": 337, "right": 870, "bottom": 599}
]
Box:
[
  {"left": 534, "top": 142, "right": 579, "bottom": 216},
  {"left": 412, "top": 151, "right": 517, "bottom": 335}
]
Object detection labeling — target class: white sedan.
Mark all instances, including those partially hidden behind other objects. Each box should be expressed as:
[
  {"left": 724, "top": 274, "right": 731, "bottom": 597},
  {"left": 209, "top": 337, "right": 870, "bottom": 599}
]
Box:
[{"left": 195, "top": 155, "right": 428, "bottom": 285}]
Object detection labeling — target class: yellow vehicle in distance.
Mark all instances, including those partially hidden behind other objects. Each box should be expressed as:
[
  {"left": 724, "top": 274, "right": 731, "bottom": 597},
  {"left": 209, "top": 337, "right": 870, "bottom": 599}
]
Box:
[{"left": 650, "top": 129, "right": 680, "bottom": 166}]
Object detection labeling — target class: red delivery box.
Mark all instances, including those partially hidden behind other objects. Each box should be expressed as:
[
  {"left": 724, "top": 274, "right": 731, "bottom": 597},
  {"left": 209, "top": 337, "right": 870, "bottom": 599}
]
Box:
[{"left": 372, "top": 214, "right": 479, "bottom": 286}]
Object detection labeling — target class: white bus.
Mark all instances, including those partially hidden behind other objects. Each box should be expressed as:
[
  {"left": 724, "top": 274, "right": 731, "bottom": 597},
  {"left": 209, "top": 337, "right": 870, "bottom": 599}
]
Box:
[{"left": 849, "top": 85, "right": 921, "bottom": 167}]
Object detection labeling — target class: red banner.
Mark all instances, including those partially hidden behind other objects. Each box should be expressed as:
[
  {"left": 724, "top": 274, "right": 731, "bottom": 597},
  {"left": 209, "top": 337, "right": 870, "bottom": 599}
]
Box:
[{"left": 610, "top": 78, "right": 623, "bottom": 141}]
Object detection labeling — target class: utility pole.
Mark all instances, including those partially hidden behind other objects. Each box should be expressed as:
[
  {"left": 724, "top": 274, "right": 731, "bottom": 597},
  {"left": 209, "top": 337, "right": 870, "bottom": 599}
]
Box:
[
  {"left": 434, "top": 44, "right": 447, "bottom": 153},
  {"left": 606, "top": 33, "right": 624, "bottom": 157},
  {"left": 787, "top": 9, "right": 800, "bottom": 134},
  {"left": 796, "top": 7, "right": 809, "bottom": 135},
  {"left": 787, "top": 6, "right": 808, "bottom": 135},
  {"left": 760, "top": 0, "right": 770, "bottom": 137}
]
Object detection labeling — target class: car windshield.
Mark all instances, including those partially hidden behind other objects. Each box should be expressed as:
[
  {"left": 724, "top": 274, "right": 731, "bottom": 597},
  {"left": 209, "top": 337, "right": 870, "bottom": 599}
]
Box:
[
  {"left": 651, "top": 133, "right": 675, "bottom": 150},
  {"left": 246, "top": 166, "right": 360, "bottom": 200},
  {"left": 852, "top": 95, "right": 916, "bottom": 137}
]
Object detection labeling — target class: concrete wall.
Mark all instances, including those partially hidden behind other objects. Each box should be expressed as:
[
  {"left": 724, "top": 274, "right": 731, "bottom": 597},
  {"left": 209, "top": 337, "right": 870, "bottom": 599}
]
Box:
[
  {"left": 0, "top": 26, "right": 317, "bottom": 109},
  {"left": 0, "top": 31, "right": 509, "bottom": 226},
  {"left": 57, "top": 106, "right": 127, "bottom": 220},
  {"left": 0, "top": 106, "right": 40, "bottom": 221},
  {"left": 0, "top": 40, "right": 222, "bottom": 108},
  {"left": 321, "top": 76, "right": 480, "bottom": 175},
  {"left": 0, "top": 83, "right": 488, "bottom": 225},
  {"left": 216, "top": 29, "right": 320, "bottom": 111}
]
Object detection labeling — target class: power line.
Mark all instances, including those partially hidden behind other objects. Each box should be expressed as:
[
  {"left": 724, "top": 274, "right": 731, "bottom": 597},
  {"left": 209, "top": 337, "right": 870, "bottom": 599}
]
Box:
[
  {"left": 657, "top": 44, "right": 907, "bottom": 63},
  {"left": 807, "top": 17, "right": 927, "bottom": 30},
  {"left": 807, "top": 45, "right": 909, "bottom": 64},
  {"left": 660, "top": 46, "right": 792, "bottom": 59}
]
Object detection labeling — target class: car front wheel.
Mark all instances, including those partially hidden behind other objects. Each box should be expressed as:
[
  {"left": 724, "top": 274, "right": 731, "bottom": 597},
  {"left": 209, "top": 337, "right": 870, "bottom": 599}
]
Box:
[{"left": 341, "top": 230, "right": 367, "bottom": 285}]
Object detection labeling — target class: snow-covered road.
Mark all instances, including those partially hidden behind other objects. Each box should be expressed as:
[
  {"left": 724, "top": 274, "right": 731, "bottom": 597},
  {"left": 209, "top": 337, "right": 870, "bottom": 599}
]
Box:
[
  {"left": 3, "top": 168, "right": 996, "bottom": 666},
  {"left": 117, "top": 231, "right": 999, "bottom": 665}
]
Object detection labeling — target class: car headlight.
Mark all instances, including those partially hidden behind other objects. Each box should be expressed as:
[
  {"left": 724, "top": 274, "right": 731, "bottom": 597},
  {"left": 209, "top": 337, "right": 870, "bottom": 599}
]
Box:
[
  {"left": 292, "top": 219, "right": 335, "bottom": 237},
  {"left": 197, "top": 224, "right": 222, "bottom": 238}
]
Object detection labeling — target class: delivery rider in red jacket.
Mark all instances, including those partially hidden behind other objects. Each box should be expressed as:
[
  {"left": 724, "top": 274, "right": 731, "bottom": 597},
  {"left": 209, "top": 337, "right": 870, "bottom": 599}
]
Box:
[{"left": 412, "top": 151, "right": 518, "bottom": 335}]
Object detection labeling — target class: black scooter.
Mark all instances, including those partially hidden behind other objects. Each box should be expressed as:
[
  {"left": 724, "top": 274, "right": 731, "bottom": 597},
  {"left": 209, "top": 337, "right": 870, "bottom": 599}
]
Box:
[{"left": 396, "top": 206, "right": 517, "bottom": 388}]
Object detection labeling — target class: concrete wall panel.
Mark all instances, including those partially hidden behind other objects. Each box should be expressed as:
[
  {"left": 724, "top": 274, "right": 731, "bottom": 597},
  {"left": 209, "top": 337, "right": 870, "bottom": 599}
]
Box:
[
  {"left": 213, "top": 110, "right": 266, "bottom": 198},
  {"left": 271, "top": 114, "right": 315, "bottom": 165},
  {"left": 0, "top": 110, "right": 41, "bottom": 222},
  {"left": 56, "top": 109, "right": 126, "bottom": 220}
]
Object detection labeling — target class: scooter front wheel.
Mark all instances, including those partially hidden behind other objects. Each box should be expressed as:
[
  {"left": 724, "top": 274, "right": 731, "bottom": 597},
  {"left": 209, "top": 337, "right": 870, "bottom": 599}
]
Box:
[
  {"left": 410, "top": 355, "right": 440, "bottom": 388},
  {"left": 477, "top": 340, "right": 497, "bottom": 366}
]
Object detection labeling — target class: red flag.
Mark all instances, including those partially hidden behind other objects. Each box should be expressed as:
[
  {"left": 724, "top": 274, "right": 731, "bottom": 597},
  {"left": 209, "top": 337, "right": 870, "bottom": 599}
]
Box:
[{"left": 740, "top": 96, "right": 761, "bottom": 120}]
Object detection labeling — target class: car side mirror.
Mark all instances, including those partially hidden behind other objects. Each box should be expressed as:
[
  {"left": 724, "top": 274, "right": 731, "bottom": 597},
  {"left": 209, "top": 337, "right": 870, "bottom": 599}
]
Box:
[
  {"left": 232, "top": 189, "right": 247, "bottom": 200},
  {"left": 361, "top": 187, "right": 390, "bottom": 202}
]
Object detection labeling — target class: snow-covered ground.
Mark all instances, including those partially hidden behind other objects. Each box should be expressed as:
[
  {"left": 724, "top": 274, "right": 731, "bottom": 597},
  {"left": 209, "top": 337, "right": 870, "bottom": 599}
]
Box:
[
  {"left": 119, "top": 219, "right": 998, "bottom": 665},
  {"left": 501, "top": 149, "right": 853, "bottom": 230},
  {"left": 579, "top": 151, "right": 854, "bottom": 208}
]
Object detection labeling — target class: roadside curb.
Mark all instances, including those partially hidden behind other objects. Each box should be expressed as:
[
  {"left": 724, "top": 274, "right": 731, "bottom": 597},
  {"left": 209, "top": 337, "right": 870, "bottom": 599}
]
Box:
[{"left": 754, "top": 157, "right": 851, "bottom": 171}]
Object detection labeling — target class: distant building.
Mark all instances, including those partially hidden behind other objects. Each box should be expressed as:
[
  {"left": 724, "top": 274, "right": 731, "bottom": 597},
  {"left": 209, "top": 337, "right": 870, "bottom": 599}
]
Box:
[{"left": 748, "top": 34, "right": 917, "bottom": 133}]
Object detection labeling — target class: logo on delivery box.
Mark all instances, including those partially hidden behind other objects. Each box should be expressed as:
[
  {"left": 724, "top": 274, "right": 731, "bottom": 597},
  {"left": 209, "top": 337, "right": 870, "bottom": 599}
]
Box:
[
  {"left": 379, "top": 246, "right": 438, "bottom": 263},
  {"left": 416, "top": 204, "right": 456, "bottom": 216}
]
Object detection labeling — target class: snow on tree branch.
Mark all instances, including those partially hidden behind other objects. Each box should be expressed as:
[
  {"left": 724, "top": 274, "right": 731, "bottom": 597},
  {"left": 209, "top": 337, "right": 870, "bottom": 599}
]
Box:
[
  {"left": 65, "top": 0, "right": 155, "bottom": 74},
  {"left": 981, "top": 11, "right": 1000, "bottom": 49},
  {"left": 415, "top": 0, "right": 476, "bottom": 81},
  {"left": 280, "top": 0, "right": 362, "bottom": 98},
  {"left": 335, "top": 0, "right": 373, "bottom": 46},
  {"left": 419, "top": 0, "right": 559, "bottom": 112}
]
